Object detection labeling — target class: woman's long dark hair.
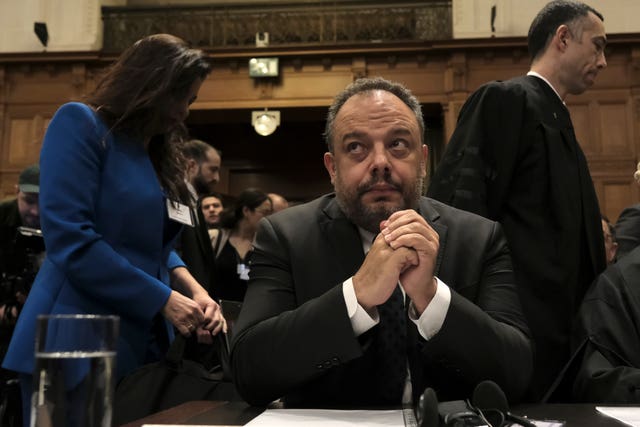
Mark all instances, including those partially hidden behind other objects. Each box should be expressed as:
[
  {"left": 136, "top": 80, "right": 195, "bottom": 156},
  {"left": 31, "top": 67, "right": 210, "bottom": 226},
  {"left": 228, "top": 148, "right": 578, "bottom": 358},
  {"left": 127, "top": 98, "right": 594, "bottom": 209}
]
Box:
[
  {"left": 219, "top": 188, "right": 271, "bottom": 230},
  {"left": 85, "top": 34, "right": 211, "bottom": 204}
]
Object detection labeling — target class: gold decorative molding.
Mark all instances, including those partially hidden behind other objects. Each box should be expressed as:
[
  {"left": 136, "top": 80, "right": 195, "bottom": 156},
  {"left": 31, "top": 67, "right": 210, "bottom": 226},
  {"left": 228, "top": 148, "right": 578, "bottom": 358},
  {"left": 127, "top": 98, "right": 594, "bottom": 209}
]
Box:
[{"left": 102, "top": 1, "right": 451, "bottom": 52}]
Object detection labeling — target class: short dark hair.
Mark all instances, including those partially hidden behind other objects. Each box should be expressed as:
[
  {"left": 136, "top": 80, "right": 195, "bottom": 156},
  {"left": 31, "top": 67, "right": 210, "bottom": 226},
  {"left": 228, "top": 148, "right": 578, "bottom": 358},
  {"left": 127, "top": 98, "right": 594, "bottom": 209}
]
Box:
[
  {"left": 198, "top": 192, "right": 224, "bottom": 208},
  {"left": 528, "top": 1, "right": 603, "bottom": 62},
  {"left": 323, "top": 77, "right": 424, "bottom": 152},
  {"left": 183, "top": 139, "right": 218, "bottom": 164}
]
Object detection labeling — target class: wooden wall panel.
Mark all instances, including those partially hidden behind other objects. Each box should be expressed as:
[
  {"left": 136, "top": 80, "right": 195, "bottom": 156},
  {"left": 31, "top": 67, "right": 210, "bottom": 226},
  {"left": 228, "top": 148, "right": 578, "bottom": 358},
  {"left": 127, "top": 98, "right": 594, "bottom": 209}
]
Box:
[
  {"left": 1, "top": 36, "right": 640, "bottom": 216},
  {"left": 7, "top": 118, "right": 42, "bottom": 165},
  {"left": 570, "top": 103, "right": 594, "bottom": 154},
  {"left": 598, "top": 101, "right": 633, "bottom": 156},
  {"left": 599, "top": 180, "right": 636, "bottom": 222}
]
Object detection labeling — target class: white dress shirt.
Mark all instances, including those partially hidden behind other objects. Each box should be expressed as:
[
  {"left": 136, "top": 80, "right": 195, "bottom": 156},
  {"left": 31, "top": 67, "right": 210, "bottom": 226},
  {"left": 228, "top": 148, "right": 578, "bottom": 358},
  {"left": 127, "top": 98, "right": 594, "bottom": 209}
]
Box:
[{"left": 341, "top": 227, "right": 451, "bottom": 339}]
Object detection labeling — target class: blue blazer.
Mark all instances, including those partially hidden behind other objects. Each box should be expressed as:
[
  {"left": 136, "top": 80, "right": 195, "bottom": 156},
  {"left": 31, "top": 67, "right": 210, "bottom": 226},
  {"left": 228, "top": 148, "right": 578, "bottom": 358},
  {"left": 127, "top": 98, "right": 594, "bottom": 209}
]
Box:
[{"left": 3, "top": 102, "right": 184, "bottom": 379}]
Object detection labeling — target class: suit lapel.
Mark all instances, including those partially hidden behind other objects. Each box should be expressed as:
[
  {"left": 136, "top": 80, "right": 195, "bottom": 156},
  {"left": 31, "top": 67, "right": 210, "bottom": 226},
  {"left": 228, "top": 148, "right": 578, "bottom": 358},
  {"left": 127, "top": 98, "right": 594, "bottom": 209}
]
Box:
[
  {"left": 419, "top": 198, "right": 447, "bottom": 277},
  {"left": 318, "top": 196, "right": 451, "bottom": 280},
  {"left": 320, "top": 198, "right": 366, "bottom": 278}
]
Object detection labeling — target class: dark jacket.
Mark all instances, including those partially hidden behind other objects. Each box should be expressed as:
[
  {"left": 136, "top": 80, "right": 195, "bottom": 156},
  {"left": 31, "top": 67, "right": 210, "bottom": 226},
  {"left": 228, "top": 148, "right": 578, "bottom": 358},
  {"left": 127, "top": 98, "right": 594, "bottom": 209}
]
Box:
[
  {"left": 230, "top": 194, "right": 532, "bottom": 406},
  {"left": 427, "top": 75, "right": 606, "bottom": 399}
]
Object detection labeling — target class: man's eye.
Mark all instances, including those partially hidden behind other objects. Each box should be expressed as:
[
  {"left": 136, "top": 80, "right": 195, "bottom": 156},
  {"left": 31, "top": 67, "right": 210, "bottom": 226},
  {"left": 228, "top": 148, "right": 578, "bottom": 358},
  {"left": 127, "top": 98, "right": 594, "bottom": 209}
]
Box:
[
  {"left": 346, "top": 142, "right": 363, "bottom": 153},
  {"left": 388, "top": 140, "right": 411, "bottom": 158},
  {"left": 390, "top": 139, "right": 410, "bottom": 151}
]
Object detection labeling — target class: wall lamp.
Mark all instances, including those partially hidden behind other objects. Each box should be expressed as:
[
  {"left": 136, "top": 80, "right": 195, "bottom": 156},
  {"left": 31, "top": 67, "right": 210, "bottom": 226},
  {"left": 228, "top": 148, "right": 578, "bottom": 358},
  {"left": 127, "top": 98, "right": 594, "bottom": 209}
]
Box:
[{"left": 252, "top": 110, "right": 280, "bottom": 136}]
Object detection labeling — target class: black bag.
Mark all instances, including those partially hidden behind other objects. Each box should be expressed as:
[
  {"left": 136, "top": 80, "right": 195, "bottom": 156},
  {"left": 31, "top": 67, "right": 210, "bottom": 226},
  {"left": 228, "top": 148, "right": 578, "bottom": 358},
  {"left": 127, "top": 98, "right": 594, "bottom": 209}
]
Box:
[{"left": 113, "top": 334, "right": 238, "bottom": 425}]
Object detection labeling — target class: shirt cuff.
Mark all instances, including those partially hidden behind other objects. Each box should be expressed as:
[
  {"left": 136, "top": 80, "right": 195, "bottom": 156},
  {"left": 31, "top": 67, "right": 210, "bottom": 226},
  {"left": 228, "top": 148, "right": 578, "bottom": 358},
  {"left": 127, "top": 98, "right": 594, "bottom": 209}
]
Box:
[
  {"left": 408, "top": 277, "right": 451, "bottom": 340},
  {"left": 342, "top": 277, "right": 379, "bottom": 336}
]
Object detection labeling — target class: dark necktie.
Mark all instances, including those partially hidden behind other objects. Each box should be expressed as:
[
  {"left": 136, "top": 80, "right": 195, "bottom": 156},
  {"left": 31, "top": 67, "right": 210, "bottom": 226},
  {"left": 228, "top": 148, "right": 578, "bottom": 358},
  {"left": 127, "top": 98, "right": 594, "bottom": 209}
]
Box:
[{"left": 375, "top": 283, "right": 407, "bottom": 403}]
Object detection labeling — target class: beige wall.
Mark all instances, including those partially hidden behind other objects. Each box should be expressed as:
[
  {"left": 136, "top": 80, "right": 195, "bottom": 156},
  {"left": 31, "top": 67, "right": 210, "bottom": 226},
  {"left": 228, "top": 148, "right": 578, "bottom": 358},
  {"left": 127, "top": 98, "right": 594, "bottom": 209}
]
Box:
[
  {"left": 1, "top": 1, "right": 639, "bottom": 54},
  {"left": 453, "top": 0, "right": 640, "bottom": 38}
]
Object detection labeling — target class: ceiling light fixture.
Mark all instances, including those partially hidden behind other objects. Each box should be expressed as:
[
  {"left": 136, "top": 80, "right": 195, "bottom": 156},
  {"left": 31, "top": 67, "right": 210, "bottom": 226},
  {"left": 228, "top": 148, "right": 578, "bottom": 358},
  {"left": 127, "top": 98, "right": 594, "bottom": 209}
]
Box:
[{"left": 252, "top": 110, "right": 280, "bottom": 136}]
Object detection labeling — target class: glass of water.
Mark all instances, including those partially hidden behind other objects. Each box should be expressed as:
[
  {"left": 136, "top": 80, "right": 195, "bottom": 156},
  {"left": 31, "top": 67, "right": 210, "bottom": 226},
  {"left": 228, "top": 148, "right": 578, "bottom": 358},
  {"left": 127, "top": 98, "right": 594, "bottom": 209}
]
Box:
[{"left": 32, "top": 314, "right": 119, "bottom": 427}]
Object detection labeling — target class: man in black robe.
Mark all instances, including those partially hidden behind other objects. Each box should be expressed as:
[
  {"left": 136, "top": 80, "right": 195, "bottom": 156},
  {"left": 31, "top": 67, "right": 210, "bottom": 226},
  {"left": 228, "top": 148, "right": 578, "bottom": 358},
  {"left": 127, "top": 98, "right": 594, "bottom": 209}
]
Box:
[
  {"left": 427, "top": 0, "right": 607, "bottom": 400},
  {"left": 571, "top": 245, "right": 640, "bottom": 402},
  {"left": 614, "top": 203, "right": 640, "bottom": 260}
]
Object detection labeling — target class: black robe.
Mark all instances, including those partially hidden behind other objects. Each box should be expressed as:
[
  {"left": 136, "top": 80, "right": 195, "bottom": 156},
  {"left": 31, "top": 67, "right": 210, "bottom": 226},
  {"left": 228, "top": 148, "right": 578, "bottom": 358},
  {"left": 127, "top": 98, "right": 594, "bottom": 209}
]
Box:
[
  {"left": 614, "top": 203, "right": 640, "bottom": 260},
  {"left": 570, "top": 245, "right": 640, "bottom": 402},
  {"left": 427, "top": 75, "right": 606, "bottom": 400}
]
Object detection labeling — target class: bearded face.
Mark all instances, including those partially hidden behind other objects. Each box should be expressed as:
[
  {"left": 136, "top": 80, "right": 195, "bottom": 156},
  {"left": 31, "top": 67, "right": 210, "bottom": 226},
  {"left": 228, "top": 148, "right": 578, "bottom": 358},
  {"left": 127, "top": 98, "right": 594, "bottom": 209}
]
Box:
[
  {"left": 323, "top": 91, "right": 427, "bottom": 233},
  {"left": 334, "top": 164, "right": 423, "bottom": 233}
]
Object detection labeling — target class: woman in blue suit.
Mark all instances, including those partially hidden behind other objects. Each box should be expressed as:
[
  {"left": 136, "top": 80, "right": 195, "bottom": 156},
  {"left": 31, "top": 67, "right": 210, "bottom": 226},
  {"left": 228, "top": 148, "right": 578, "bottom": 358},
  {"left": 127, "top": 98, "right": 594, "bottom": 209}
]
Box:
[{"left": 3, "top": 34, "right": 226, "bottom": 425}]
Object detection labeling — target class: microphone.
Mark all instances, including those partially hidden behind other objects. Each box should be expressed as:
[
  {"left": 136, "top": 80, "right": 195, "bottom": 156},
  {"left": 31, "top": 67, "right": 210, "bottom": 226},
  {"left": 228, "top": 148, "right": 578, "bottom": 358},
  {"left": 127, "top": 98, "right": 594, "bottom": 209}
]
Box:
[
  {"left": 471, "top": 380, "right": 508, "bottom": 413},
  {"left": 471, "top": 380, "right": 536, "bottom": 427},
  {"left": 415, "top": 387, "right": 439, "bottom": 427}
]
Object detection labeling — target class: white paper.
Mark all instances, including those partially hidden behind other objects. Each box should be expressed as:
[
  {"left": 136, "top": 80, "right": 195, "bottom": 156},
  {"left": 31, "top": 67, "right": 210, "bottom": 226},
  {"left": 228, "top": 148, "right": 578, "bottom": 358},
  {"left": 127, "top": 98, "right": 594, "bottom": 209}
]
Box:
[
  {"left": 596, "top": 406, "right": 640, "bottom": 427},
  {"left": 244, "top": 408, "right": 405, "bottom": 427}
]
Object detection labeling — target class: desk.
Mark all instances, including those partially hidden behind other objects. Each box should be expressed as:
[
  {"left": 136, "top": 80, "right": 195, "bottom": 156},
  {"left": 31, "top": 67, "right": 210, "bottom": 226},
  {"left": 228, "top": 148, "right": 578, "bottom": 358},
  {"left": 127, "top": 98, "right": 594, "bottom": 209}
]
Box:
[
  {"left": 120, "top": 401, "right": 262, "bottom": 426},
  {"left": 514, "top": 404, "right": 629, "bottom": 426},
  {"left": 122, "top": 401, "right": 630, "bottom": 426}
]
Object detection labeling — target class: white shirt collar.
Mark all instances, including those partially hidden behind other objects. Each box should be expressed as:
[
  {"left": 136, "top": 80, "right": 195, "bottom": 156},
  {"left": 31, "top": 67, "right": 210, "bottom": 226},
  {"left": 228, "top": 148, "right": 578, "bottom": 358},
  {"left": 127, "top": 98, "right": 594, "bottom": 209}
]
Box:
[
  {"left": 527, "top": 71, "right": 564, "bottom": 103},
  {"left": 358, "top": 227, "right": 376, "bottom": 254}
]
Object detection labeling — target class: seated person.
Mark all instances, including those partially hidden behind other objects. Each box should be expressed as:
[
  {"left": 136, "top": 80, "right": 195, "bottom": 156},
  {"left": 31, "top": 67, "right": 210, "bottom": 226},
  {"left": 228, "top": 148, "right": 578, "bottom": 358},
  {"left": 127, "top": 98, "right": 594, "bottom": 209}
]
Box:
[
  {"left": 570, "top": 244, "right": 640, "bottom": 402},
  {"left": 614, "top": 163, "right": 640, "bottom": 260},
  {"left": 601, "top": 214, "right": 618, "bottom": 266},
  {"left": 229, "top": 78, "right": 532, "bottom": 407},
  {"left": 615, "top": 204, "right": 640, "bottom": 260}
]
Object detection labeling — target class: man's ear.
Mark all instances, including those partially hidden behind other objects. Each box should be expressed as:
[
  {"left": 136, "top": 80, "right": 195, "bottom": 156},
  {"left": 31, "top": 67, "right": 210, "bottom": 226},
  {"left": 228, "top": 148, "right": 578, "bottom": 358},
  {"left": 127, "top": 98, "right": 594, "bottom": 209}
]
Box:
[
  {"left": 14, "top": 184, "right": 19, "bottom": 195},
  {"left": 186, "top": 158, "right": 197, "bottom": 176},
  {"left": 323, "top": 152, "right": 337, "bottom": 184},
  {"left": 556, "top": 24, "right": 571, "bottom": 51}
]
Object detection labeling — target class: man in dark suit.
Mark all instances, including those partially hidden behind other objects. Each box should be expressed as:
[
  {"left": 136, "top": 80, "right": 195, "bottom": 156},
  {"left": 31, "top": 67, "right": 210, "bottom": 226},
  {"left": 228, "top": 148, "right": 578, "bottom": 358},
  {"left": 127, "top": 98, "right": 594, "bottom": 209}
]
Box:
[
  {"left": 427, "top": 1, "right": 608, "bottom": 400},
  {"left": 180, "top": 139, "right": 221, "bottom": 293},
  {"left": 230, "top": 77, "right": 532, "bottom": 408}
]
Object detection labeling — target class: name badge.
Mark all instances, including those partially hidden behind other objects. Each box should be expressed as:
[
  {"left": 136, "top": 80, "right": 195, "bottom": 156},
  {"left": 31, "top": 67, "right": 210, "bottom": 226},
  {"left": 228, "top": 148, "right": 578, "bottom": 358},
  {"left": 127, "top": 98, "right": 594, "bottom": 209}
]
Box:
[
  {"left": 237, "top": 263, "right": 250, "bottom": 281},
  {"left": 166, "top": 200, "right": 194, "bottom": 227}
]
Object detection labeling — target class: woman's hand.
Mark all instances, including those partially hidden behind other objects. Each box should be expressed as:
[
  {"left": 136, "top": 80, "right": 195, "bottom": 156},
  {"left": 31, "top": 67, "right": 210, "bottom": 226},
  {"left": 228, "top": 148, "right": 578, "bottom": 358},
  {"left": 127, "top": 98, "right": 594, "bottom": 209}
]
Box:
[
  {"left": 168, "top": 266, "right": 227, "bottom": 338},
  {"left": 192, "top": 291, "right": 227, "bottom": 336},
  {"left": 161, "top": 290, "right": 205, "bottom": 336}
]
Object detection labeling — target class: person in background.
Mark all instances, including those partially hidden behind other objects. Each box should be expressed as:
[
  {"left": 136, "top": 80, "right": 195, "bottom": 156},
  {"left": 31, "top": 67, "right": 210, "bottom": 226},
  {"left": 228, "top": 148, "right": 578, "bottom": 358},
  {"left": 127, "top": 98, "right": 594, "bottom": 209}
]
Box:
[
  {"left": 601, "top": 215, "right": 618, "bottom": 266},
  {"left": 0, "top": 165, "right": 40, "bottom": 230},
  {"left": 267, "top": 192, "right": 289, "bottom": 213},
  {"left": 179, "top": 141, "right": 222, "bottom": 294},
  {"left": 211, "top": 188, "right": 273, "bottom": 302},
  {"left": 0, "top": 165, "right": 44, "bottom": 427},
  {"left": 230, "top": 77, "right": 531, "bottom": 407},
  {"left": 200, "top": 192, "right": 224, "bottom": 228},
  {"left": 182, "top": 139, "right": 221, "bottom": 198},
  {"left": 569, "top": 243, "right": 640, "bottom": 402},
  {"left": 2, "top": 34, "right": 225, "bottom": 426},
  {"left": 0, "top": 164, "right": 44, "bottom": 326},
  {"left": 427, "top": 0, "right": 607, "bottom": 400},
  {"left": 614, "top": 163, "right": 640, "bottom": 260}
]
